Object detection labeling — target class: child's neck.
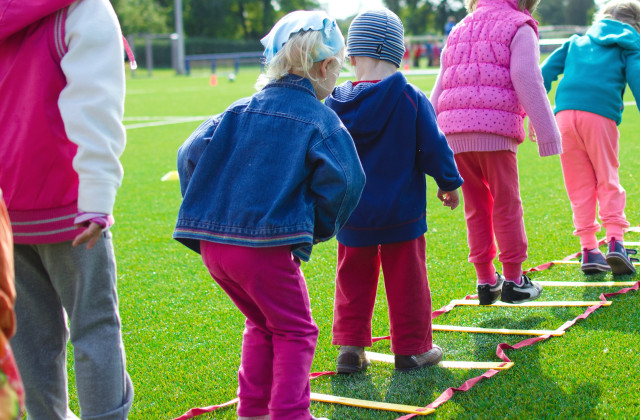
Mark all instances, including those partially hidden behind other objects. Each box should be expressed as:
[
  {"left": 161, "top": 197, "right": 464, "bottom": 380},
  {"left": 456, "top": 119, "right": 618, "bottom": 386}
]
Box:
[{"left": 353, "top": 57, "right": 397, "bottom": 82}]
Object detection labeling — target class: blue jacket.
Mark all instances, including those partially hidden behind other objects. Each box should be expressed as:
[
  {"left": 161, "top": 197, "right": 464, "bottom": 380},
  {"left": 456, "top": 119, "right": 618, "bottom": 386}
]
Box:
[
  {"left": 541, "top": 19, "right": 640, "bottom": 125},
  {"left": 325, "top": 72, "right": 463, "bottom": 247},
  {"left": 173, "top": 74, "right": 365, "bottom": 261}
]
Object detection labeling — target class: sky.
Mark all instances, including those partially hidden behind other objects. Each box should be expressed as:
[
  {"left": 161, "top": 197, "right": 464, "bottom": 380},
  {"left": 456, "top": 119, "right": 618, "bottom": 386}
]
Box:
[{"left": 319, "top": 0, "right": 387, "bottom": 20}]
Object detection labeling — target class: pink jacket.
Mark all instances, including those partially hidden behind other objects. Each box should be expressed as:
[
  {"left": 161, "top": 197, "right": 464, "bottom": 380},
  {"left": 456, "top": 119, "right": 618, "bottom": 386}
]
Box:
[
  {"left": 0, "top": 0, "right": 126, "bottom": 244},
  {"left": 0, "top": 1, "right": 81, "bottom": 243},
  {"left": 437, "top": 0, "right": 537, "bottom": 144}
]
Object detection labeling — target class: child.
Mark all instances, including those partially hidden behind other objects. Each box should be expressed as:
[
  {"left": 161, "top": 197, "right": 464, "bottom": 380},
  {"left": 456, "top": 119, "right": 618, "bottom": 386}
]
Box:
[
  {"left": 325, "top": 8, "right": 463, "bottom": 373},
  {"left": 0, "top": 0, "right": 133, "bottom": 418},
  {"left": 541, "top": 0, "right": 640, "bottom": 275},
  {"left": 430, "top": 0, "right": 563, "bottom": 305},
  {"left": 173, "top": 11, "right": 365, "bottom": 420},
  {"left": 0, "top": 193, "right": 24, "bottom": 419}
]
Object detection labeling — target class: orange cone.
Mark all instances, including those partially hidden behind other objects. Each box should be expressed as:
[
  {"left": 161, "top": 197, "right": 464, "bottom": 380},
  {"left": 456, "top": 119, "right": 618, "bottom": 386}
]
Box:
[{"left": 209, "top": 74, "right": 218, "bottom": 87}]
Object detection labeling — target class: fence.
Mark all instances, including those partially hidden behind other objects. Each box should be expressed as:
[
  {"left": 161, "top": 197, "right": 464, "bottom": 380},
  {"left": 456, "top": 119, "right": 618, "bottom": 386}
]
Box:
[{"left": 184, "top": 52, "right": 264, "bottom": 75}]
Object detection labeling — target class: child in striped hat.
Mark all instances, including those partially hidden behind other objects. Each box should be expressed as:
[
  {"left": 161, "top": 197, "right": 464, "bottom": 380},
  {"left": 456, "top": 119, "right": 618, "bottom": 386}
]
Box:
[{"left": 325, "top": 8, "right": 463, "bottom": 373}]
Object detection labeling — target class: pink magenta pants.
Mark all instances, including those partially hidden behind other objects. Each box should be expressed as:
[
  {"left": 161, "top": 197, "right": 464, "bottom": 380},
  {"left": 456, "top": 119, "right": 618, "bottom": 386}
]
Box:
[
  {"left": 556, "top": 110, "right": 629, "bottom": 249},
  {"left": 455, "top": 151, "right": 527, "bottom": 283},
  {"left": 331, "top": 236, "right": 433, "bottom": 356},
  {"left": 201, "top": 241, "right": 318, "bottom": 420}
]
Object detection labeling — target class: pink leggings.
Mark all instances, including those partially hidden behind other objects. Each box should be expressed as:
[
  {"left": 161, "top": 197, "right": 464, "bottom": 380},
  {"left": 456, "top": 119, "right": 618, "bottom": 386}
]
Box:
[
  {"left": 557, "top": 110, "right": 629, "bottom": 249},
  {"left": 201, "top": 241, "right": 318, "bottom": 420},
  {"left": 331, "top": 236, "right": 433, "bottom": 356},
  {"left": 455, "top": 151, "right": 527, "bottom": 283}
]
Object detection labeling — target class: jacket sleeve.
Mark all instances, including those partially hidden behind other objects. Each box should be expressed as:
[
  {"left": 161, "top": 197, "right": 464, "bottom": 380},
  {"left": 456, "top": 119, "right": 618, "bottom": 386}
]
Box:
[
  {"left": 308, "top": 127, "right": 365, "bottom": 243},
  {"left": 540, "top": 37, "right": 573, "bottom": 92},
  {"left": 415, "top": 93, "right": 463, "bottom": 192},
  {"left": 58, "top": 0, "right": 125, "bottom": 215},
  {"left": 0, "top": 197, "right": 15, "bottom": 340},
  {"left": 177, "top": 116, "right": 221, "bottom": 197},
  {"left": 625, "top": 48, "right": 640, "bottom": 115}
]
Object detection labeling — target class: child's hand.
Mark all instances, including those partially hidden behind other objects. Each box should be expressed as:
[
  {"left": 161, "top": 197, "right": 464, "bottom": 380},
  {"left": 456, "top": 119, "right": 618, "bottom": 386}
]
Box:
[
  {"left": 437, "top": 188, "right": 460, "bottom": 210},
  {"left": 527, "top": 119, "right": 537, "bottom": 142},
  {"left": 72, "top": 221, "right": 102, "bottom": 250}
]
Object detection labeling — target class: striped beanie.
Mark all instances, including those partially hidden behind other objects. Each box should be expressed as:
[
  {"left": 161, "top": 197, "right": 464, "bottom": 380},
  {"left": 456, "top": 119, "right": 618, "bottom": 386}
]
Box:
[{"left": 347, "top": 8, "right": 405, "bottom": 67}]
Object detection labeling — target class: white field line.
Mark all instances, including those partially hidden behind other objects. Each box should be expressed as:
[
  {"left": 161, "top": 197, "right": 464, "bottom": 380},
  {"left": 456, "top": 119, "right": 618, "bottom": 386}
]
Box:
[
  {"left": 123, "top": 97, "right": 638, "bottom": 131},
  {"left": 124, "top": 116, "right": 208, "bottom": 130}
]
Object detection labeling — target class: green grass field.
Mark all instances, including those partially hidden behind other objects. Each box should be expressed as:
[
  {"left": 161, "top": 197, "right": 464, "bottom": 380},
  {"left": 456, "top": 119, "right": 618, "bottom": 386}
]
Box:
[{"left": 69, "top": 66, "right": 640, "bottom": 419}]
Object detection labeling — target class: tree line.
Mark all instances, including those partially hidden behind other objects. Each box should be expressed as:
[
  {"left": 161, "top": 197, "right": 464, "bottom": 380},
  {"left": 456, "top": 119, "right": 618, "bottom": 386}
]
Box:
[{"left": 111, "top": 0, "right": 595, "bottom": 40}]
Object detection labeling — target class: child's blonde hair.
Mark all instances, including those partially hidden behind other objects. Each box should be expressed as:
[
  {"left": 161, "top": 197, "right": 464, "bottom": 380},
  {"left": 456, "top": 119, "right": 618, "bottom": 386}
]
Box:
[
  {"left": 256, "top": 30, "right": 345, "bottom": 90},
  {"left": 465, "top": 0, "right": 540, "bottom": 13},
  {"left": 596, "top": 0, "right": 640, "bottom": 33}
]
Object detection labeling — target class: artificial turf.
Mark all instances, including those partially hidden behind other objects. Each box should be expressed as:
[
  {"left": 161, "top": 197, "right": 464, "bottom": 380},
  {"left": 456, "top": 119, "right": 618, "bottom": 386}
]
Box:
[{"left": 65, "top": 67, "right": 640, "bottom": 419}]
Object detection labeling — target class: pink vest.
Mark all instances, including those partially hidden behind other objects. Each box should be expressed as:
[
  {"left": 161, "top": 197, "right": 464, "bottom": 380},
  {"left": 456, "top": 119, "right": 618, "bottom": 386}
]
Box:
[
  {"left": 0, "top": 7, "right": 83, "bottom": 243},
  {"left": 437, "top": 0, "right": 537, "bottom": 142}
]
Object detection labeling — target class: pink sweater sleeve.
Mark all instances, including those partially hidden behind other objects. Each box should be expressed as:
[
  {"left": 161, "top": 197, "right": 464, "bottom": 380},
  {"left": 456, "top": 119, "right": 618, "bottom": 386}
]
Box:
[{"left": 510, "top": 25, "right": 562, "bottom": 157}]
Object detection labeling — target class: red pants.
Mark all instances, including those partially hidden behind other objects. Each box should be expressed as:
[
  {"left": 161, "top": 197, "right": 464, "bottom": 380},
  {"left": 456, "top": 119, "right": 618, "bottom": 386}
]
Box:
[
  {"left": 557, "top": 110, "right": 629, "bottom": 249},
  {"left": 331, "top": 236, "right": 433, "bottom": 356},
  {"left": 455, "top": 151, "right": 528, "bottom": 282}
]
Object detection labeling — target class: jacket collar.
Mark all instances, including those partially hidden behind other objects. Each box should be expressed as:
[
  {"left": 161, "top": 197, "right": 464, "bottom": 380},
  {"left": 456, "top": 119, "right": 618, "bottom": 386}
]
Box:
[{"left": 264, "top": 73, "right": 317, "bottom": 97}]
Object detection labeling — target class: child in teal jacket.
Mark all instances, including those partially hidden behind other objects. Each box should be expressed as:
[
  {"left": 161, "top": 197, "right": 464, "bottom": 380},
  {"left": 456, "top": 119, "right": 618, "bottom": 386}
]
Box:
[{"left": 541, "top": 0, "right": 640, "bottom": 275}]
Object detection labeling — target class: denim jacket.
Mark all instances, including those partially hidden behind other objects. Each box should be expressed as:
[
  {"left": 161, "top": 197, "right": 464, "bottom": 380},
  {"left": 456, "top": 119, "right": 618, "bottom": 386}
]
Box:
[{"left": 173, "top": 74, "right": 365, "bottom": 261}]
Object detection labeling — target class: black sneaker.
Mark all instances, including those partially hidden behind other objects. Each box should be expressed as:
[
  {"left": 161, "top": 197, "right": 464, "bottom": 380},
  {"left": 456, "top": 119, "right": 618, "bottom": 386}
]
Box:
[
  {"left": 477, "top": 272, "right": 504, "bottom": 305},
  {"left": 581, "top": 248, "right": 610, "bottom": 274},
  {"left": 605, "top": 238, "right": 637, "bottom": 275},
  {"left": 394, "top": 345, "right": 443, "bottom": 372},
  {"left": 336, "top": 346, "right": 370, "bottom": 374},
  {"left": 501, "top": 275, "right": 542, "bottom": 304}
]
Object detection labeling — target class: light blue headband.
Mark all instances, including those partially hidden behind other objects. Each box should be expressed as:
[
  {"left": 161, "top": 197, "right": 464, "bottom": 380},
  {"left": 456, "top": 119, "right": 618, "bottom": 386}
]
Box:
[{"left": 260, "top": 10, "right": 345, "bottom": 64}]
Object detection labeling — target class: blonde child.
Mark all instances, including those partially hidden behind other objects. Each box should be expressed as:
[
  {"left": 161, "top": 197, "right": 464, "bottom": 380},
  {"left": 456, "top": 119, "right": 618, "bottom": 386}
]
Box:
[
  {"left": 541, "top": 0, "right": 640, "bottom": 275},
  {"left": 430, "top": 0, "right": 562, "bottom": 305},
  {"left": 173, "top": 11, "right": 365, "bottom": 419},
  {"left": 325, "top": 8, "right": 463, "bottom": 373}
]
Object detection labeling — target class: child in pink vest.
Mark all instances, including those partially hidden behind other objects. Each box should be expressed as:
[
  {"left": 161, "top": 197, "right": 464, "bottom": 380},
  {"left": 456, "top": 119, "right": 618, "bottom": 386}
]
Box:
[{"left": 431, "top": 0, "right": 562, "bottom": 305}]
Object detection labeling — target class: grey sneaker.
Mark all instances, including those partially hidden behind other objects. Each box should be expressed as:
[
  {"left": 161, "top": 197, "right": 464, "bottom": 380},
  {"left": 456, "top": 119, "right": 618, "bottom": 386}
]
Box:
[
  {"left": 477, "top": 272, "right": 504, "bottom": 305},
  {"left": 501, "top": 275, "right": 542, "bottom": 304},
  {"left": 336, "top": 346, "right": 370, "bottom": 374},
  {"left": 581, "top": 249, "right": 610, "bottom": 274},
  {"left": 606, "top": 238, "right": 637, "bottom": 275},
  {"left": 394, "top": 345, "right": 443, "bottom": 372}
]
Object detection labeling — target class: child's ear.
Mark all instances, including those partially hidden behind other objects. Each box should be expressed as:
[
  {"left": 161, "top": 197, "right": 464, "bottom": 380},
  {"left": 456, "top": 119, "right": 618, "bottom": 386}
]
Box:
[
  {"left": 318, "top": 57, "right": 333, "bottom": 79},
  {"left": 350, "top": 56, "right": 356, "bottom": 66}
]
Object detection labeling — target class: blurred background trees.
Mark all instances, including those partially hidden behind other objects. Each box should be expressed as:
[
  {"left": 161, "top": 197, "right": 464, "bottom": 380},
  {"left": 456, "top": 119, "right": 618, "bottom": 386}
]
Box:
[{"left": 112, "top": 0, "right": 595, "bottom": 61}]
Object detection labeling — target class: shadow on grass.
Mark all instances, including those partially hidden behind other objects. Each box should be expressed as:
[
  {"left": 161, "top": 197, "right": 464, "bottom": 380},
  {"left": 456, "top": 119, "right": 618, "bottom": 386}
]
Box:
[{"left": 450, "top": 317, "right": 605, "bottom": 417}]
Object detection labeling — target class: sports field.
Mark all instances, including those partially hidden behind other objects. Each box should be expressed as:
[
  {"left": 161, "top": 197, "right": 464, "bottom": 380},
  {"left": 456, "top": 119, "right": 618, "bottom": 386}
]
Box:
[{"left": 71, "top": 67, "right": 640, "bottom": 419}]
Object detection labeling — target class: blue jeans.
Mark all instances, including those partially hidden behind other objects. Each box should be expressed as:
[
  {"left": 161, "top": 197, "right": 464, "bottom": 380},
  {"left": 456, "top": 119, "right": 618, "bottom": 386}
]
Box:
[{"left": 11, "top": 232, "right": 133, "bottom": 420}]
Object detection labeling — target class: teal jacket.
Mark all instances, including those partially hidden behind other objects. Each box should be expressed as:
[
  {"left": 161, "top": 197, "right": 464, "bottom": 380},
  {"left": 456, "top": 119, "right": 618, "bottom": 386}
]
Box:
[{"left": 541, "top": 19, "right": 640, "bottom": 125}]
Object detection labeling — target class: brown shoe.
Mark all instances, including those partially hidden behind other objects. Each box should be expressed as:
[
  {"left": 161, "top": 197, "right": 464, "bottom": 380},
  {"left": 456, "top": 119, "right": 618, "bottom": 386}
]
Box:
[
  {"left": 394, "top": 345, "right": 443, "bottom": 372},
  {"left": 336, "top": 346, "right": 370, "bottom": 374}
]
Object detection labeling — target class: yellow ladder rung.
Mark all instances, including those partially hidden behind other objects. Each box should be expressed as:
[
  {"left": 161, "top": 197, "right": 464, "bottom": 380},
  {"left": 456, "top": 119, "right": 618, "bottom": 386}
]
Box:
[
  {"left": 450, "top": 299, "right": 612, "bottom": 307},
  {"left": 433, "top": 324, "right": 564, "bottom": 336},
  {"left": 311, "top": 392, "right": 435, "bottom": 415},
  {"left": 537, "top": 280, "right": 637, "bottom": 287},
  {"left": 366, "top": 352, "right": 514, "bottom": 370}
]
